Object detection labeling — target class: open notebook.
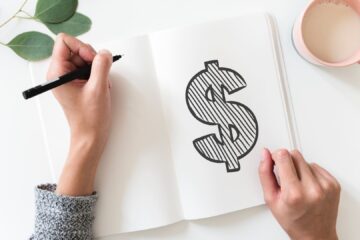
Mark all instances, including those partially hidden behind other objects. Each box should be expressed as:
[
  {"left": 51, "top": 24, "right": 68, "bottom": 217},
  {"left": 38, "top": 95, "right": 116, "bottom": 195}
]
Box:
[{"left": 29, "top": 13, "right": 299, "bottom": 237}]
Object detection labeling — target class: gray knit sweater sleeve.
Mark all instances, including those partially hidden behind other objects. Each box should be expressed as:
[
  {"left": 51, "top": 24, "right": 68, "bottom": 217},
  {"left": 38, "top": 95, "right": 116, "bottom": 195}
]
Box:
[{"left": 30, "top": 184, "right": 98, "bottom": 240}]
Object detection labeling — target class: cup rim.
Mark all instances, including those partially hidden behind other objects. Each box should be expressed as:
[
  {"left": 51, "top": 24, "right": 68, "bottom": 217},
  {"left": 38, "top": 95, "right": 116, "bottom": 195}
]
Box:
[{"left": 297, "top": 0, "right": 360, "bottom": 67}]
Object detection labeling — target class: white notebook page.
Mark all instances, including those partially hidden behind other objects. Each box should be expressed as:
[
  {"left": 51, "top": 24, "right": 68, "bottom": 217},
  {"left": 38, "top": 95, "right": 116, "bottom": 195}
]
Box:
[
  {"left": 31, "top": 35, "right": 183, "bottom": 237},
  {"left": 150, "top": 13, "right": 292, "bottom": 219},
  {"left": 30, "top": 13, "right": 294, "bottom": 237}
]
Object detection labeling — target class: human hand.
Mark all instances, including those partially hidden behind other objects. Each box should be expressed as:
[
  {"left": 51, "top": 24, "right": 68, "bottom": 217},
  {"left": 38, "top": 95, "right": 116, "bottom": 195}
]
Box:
[
  {"left": 259, "top": 149, "right": 341, "bottom": 240},
  {"left": 47, "top": 33, "right": 113, "bottom": 196},
  {"left": 47, "top": 33, "right": 113, "bottom": 145}
]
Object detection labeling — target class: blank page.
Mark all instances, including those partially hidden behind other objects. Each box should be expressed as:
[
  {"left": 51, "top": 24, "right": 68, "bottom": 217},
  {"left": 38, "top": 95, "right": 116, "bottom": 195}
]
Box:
[
  {"left": 150, "top": 13, "right": 293, "bottom": 219},
  {"left": 30, "top": 35, "right": 182, "bottom": 236}
]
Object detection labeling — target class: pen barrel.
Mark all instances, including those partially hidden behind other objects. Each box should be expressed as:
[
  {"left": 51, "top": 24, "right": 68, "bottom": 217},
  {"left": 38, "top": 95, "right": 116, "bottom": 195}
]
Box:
[
  {"left": 22, "top": 65, "right": 92, "bottom": 100},
  {"left": 22, "top": 77, "right": 71, "bottom": 99},
  {"left": 22, "top": 84, "right": 51, "bottom": 99},
  {"left": 22, "top": 55, "right": 121, "bottom": 100}
]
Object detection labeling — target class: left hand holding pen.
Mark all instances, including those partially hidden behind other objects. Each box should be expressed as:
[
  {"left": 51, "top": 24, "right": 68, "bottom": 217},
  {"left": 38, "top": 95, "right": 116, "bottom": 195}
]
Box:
[{"left": 47, "top": 33, "right": 113, "bottom": 196}]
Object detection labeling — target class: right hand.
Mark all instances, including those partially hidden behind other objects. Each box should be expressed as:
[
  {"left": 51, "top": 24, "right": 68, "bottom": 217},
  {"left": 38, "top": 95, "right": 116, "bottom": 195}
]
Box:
[
  {"left": 47, "top": 33, "right": 113, "bottom": 196},
  {"left": 47, "top": 33, "right": 113, "bottom": 145},
  {"left": 259, "top": 149, "right": 341, "bottom": 240}
]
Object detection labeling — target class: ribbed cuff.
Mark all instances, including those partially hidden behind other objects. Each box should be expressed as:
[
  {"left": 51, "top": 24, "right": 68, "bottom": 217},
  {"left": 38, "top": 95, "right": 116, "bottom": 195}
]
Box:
[{"left": 32, "top": 184, "right": 97, "bottom": 240}]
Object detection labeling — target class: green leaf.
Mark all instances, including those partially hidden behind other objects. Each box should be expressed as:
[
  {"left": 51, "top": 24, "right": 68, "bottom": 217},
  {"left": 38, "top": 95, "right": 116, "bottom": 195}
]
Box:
[
  {"left": 45, "top": 13, "right": 92, "bottom": 36},
  {"left": 35, "top": 0, "right": 78, "bottom": 23},
  {"left": 7, "top": 31, "right": 54, "bottom": 61}
]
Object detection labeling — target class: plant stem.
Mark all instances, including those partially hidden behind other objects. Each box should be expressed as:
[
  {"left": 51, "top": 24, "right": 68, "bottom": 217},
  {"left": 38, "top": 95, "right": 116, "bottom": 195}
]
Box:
[
  {"left": 0, "top": 0, "right": 29, "bottom": 28},
  {"left": 19, "top": 9, "right": 34, "bottom": 18},
  {"left": 0, "top": 15, "right": 16, "bottom": 28},
  {"left": 16, "top": 16, "right": 33, "bottom": 20},
  {"left": 0, "top": 41, "right": 6, "bottom": 46}
]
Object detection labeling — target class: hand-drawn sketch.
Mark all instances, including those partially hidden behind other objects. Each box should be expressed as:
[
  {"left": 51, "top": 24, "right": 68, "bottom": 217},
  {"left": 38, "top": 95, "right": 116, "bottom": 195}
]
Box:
[{"left": 185, "top": 60, "right": 259, "bottom": 172}]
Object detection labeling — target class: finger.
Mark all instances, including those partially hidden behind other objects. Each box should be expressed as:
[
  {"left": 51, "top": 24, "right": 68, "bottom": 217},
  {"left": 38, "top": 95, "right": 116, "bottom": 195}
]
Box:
[
  {"left": 86, "top": 44, "right": 97, "bottom": 60},
  {"left": 311, "top": 163, "right": 340, "bottom": 190},
  {"left": 291, "top": 150, "right": 318, "bottom": 184},
  {"left": 87, "top": 50, "right": 112, "bottom": 91},
  {"left": 52, "top": 33, "right": 96, "bottom": 62},
  {"left": 47, "top": 59, "right": 76, "bottom": 80},
  {"left": 81, "top": 44, "right": 97, "bottom": 63},
  {"left": 309, "top": 164, "right": 329, "bottom": 189},
  {"left": 70, "top": 54, "right": 86, "bottom": 68},
  {"left": 272, "top": 149, "right": 300, "bottom": 189},
  {"left": 259, "top": 148, "right": 279, "bottom": 203},
  {"left": 51, "top": 33, "right": 72, "bottom": 61}
]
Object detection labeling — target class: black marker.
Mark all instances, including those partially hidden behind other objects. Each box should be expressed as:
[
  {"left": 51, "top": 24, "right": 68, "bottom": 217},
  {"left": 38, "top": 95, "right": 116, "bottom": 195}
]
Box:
[{"left": 22, "top": 55, "right": 122, "bottom": 100}]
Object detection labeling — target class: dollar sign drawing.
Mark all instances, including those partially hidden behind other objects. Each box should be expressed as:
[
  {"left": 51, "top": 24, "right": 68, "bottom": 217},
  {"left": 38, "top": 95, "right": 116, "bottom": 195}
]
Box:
[{"left": 185, "top": 60, "right": 259, "bottom": 172}]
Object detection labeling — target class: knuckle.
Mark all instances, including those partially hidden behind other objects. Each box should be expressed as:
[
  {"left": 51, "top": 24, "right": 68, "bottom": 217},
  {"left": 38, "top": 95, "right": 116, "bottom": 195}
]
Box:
[
  {"left": 322, "top": 181, "right": 332, "bottom": 191},
  {"left": 273, "top": 149, "right": 290, "bottom": 162},
  {"left": 86, "top": 43, "right": 96, "bottom": 53},
  {"left": 284, "top": 189, "right": 303, "bottom": 206},
  {"left": 322, "top": 182, "right": 338, "bottom": 196},
  {"left": 290, "top": 149, "right": 306, "bottom": 162},
  {"left": 334, "top": 180, "right": 342, "bottom": 193},
  {"left": 56, "top": 32, "right": 67, "bottom": 41},
  {"left": 328, "top": 179, "right": 341, "bottom": 194},
  {"left": 95, "top": 54, "right": 111, "bottom": 67},
  {"left": 86, "top": 43, "right": 94, "bottom": 49},
  {"left": 264, "top": 194, "right": 275, "bottom": 205},
  {"left": 309, "top": 163, "right": 317, "bottom": 169},
  {"left": 308, "top": 187, "right": 325, "bottom": 203},
  {"left": 290, "top": 149, "right": 301, "bottom": 157},
  {"left": 277, "top": 148, "right": 289, "bottom": 156}
]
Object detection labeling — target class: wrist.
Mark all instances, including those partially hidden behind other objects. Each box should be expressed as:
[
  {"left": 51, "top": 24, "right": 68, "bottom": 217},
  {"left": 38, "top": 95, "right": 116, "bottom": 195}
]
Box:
[
  {"left": 70, "top": 131, "right": 107, "bottom": 161},
  {"left": 56, "top": 132, "right": 107, "bottom": 196}
]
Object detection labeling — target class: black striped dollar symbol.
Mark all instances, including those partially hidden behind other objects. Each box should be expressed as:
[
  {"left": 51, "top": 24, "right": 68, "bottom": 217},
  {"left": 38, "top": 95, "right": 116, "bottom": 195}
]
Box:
[{"left": 185, "top": 60, "right": 258, "bottom": 172}]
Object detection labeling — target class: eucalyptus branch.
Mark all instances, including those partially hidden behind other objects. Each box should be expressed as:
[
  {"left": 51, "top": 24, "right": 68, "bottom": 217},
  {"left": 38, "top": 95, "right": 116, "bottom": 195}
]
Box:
[
  {"left": 20, "top": 10, "right": 33, "bottom": 18},
  {"left": 0, "top": 0, "right": 92, "bottom": 61},
  {"left": 16, "top": 16, "right": 33, "bottom": 20},
  {"left": 0, "top": 0, "right": 29, "bottom": 28}
]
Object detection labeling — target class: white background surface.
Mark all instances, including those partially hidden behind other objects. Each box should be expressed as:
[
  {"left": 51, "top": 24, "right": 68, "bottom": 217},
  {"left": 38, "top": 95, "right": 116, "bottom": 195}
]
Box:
[{"left": 0, "top": 0, "right": 359, "bottom": 239}]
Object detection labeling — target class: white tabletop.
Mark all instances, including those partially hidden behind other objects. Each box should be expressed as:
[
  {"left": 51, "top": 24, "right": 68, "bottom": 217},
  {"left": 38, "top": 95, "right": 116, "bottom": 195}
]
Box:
[{"left": 1, "top": 0, "right": 359, "bottom": 239}]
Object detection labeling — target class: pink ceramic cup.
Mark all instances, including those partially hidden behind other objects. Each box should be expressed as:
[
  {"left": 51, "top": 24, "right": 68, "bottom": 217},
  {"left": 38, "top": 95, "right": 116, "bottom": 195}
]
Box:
[{"left": 293, "top": 0, "right": 360, "bottom": 67}]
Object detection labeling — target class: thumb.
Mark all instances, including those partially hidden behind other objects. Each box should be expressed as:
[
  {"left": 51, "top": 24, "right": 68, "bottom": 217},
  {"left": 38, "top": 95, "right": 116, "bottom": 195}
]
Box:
[{"left": 88, "top": 49, "right": 112, "bottom": 91}]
